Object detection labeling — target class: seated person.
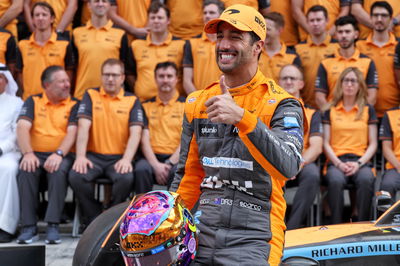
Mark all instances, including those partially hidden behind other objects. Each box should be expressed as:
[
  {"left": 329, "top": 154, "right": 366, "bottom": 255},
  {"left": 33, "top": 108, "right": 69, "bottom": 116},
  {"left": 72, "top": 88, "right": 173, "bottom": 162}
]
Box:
[
  {"left": 16, "top": 65, "right": 78, "bottom": 244},
  {"left": 134, "top": 61, "right": 185, "bottom": 193},
  {"left": 0, "top": 65, "right": 23, "bottom": 242},
  {"left": 322, "top": 67, "right": 377, "bottom": 224},
  {"left": 69, "top": 58, "right": 144, "bottom": 228},
  {"left": 278, "top": 64, "right": 322, "bottom": 229}
]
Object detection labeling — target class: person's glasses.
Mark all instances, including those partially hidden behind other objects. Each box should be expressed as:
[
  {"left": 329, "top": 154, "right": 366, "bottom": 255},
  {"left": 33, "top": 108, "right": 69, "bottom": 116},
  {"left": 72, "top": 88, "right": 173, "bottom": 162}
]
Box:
[
  {"left": 102, "top": 73, "right": 121, "bottom": 78},
  {"left": 342, "top": 78, "right": 357, "bottom": 84},
  {"left": 280, "top": 76, "right": 301, "bottom": 82},
  {"left": 371, "top": 13, "right": 390, "bottom": 18}
]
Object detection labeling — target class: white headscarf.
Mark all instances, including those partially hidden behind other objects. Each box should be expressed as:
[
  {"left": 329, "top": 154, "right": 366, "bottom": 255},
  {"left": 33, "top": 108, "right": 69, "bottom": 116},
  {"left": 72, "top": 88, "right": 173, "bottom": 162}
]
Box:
[{"left": 0, "top": 63, "right": 18, "bottom": 96}]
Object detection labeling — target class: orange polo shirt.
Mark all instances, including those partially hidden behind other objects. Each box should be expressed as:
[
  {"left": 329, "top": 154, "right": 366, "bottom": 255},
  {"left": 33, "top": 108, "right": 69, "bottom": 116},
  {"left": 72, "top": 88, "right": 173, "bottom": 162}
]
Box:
[
  {"left": 270, "top": 0, "right": 299, "bottom": 46},
  {"left": 78, "top": 87, "right": 145, "bottom": 155},
  {"left": 299, "top": 0, "right": 351, "bottom": 41},
  {"left": 295, "top": 35, "right": 338, "bottom": 107},
  {"left": 129, "top": 33, "right": 185, "bottom": 101},
  {"left": 166, "top": 0, "right": 203, "bottom": 39},
  {"left": 0, "top": 28, "right": 16, "bottom": 65},
  {"left": 16, "top": 32, "right": 75, "bottom": 100},
  {"left": 72, "top": 20, "right": 129, "bottom": 99},
  {"left": 142, "top": 93, "right": 185, "bottom": 155},
  {"left": 31, "top": 0, "right": 72, "bottom": 32},
  {"left": 353, "top": 0, "right": 400, "bottom": 39},
  {"left": 18, "top": 93, "right": 79, "bottom": 152},
  {"left": 183, "top": 33, "right": 221, "bottom": 91},
  {"left": 221, "top": 0, "right": 270, "bottom": 9},
  {"left": 259, "top": 43, "right": 302, "bottom": 83},
  {"left": 0, "top": 0, "right": 17, "bottom": 37},
  {"left": 322, "top": 102, "right": 377, "bottom": 157},
  {"left": 357, "top": 33, "right": 399, "bottom": 117},
  {"left": 315, "top": 48, "right": 378, "bottom": 100},
  {"left": 380, "top": 107, "right": 400, "bottom": 170}
]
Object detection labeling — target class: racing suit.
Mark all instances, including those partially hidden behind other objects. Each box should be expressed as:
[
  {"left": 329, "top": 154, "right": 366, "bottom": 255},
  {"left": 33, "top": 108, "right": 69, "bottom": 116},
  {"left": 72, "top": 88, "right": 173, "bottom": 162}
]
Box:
[{"left": 171, "top": 69, "right": 306, "bottom": 265}]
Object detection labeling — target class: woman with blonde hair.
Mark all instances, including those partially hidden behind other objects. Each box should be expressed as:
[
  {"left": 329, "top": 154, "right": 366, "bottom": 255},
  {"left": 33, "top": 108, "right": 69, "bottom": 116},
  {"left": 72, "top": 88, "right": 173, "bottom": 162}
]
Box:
[{"left": 322, "top": 67, "right": 377, "bottom": 224}]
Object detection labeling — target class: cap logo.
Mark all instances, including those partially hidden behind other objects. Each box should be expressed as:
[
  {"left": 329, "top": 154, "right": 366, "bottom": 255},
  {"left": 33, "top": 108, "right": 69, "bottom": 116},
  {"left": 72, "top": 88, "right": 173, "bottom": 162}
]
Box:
[
  {"left": 255, "top": 16, "right": 265, "bottom": 29},
  {"left": 225, "top": 9, "right": 240, "bottom": 15}
]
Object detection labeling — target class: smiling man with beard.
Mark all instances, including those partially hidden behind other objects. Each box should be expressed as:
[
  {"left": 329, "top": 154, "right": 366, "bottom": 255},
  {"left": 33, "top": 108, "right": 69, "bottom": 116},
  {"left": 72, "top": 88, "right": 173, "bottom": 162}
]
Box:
[
  {"left": 315, "top": 15, "right": 378, "bottom": 109},
  {"left": 170, "top": 4, "right": 306, "bottom": 265}
]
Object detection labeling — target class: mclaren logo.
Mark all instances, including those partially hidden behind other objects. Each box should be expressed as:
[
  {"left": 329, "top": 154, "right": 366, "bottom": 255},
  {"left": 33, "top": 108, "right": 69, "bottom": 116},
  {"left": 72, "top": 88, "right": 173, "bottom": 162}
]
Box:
[{"left": 225, "top": 9, "right": 240, "bottom": 15}]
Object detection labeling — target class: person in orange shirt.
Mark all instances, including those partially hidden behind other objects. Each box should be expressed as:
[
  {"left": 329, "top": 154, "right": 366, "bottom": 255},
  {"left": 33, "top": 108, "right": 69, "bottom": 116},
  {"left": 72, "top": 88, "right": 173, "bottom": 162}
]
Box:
[
  {"left": 270, "top": 0, "right": 299, "bottom": 47},
  {"left": 69, "top": 59, "right": 144, "bottom": 229},
  {"left": 128, "top": 2, "right": 185, "bottom": 101},
  {"left": 279, "top": 64, "right": 323, "bottom": 230},
  {"left": 24, "top": 0, "right": 77, "bottom": 34},
  {"left": 16, "top": 2, "right": 75, "bottom": 99},
  {"left": 16, "top": 65, "right": 78, "bottom": 244},
  {"left": 357, "top": 1, "right": 399, "bottom": 118},
  {"left": 0, "top": 0, "right": 23, "bottom": 38},
  {"left": 135, "top": 62, "right": 185, "bottom": 194},
  {"left": 295, "top": 5, "right": 338, "bottom": 107},
  {"left": 108, "top": 0, "right": 151, "bottom": 40},
  {"left": 322, "top": 67, "right": 377, "bottom": 224},
  {"left": 292, "top": 0, "right": 351, "bottom": 41},
  {"left": 182, "top": 0, "right": 224, "bottom": 94},
  {"left": 351, "top": 0, "right": 400, "bottom": 39},
  {"left": 315, "top": 16, "right": 378, "bottom": 109},
  {"left": 259, "top": 12, "right": 302, "bottom": 83},
  {"left": 221, "top": 0, "right": 270, "bottom": 15}
]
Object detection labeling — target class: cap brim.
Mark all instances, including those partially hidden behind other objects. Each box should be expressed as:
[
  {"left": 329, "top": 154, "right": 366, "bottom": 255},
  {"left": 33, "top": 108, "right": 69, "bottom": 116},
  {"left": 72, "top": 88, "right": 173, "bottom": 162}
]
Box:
[{"left": 204, "top": 17, "right": 252, "bottom": 35}]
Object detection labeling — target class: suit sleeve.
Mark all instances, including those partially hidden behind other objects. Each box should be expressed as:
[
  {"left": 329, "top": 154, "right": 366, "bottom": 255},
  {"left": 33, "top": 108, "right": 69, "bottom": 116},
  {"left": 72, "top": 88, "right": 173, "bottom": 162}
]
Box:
[{"left": 235, "top": 98, "right": 304, "bottom": 181}]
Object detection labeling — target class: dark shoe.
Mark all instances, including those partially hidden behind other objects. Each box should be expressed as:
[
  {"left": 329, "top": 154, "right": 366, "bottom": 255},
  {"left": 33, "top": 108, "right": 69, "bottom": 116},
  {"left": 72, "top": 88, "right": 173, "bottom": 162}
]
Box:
[
  {"left": 16, "top": 226, "right": 39, "bottom": 244},
  {"left": 45, "top": 223, "right": 61, "bottom": 244},
  {"left": 0, "top": 229, "right": 13, "bottom": 243}
]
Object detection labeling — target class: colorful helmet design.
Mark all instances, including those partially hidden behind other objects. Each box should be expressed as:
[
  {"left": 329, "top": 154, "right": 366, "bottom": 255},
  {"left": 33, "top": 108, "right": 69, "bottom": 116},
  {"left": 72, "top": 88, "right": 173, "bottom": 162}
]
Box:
[{"left": 119, "top": 190, "right": 197, "bottom": 266}]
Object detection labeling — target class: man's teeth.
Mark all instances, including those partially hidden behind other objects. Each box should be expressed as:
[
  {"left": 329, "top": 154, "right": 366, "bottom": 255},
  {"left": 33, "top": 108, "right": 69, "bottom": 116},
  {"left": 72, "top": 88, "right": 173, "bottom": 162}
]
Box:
[{"left": 221, "top": 54, "right": 234, "bottom": 59}]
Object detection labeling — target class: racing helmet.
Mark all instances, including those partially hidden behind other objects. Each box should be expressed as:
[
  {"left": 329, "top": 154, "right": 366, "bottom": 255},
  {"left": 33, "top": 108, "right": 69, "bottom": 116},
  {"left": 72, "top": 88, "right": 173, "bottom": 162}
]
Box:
[{"left": 119, "top": 190, "right": 197, "bottom": 266}]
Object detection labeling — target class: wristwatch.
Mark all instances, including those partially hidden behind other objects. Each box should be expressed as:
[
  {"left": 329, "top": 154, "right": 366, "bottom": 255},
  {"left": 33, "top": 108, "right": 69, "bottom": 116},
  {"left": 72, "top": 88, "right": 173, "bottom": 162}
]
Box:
[{"left": 55, "top": 149, "right": 64, "bottom": 157}]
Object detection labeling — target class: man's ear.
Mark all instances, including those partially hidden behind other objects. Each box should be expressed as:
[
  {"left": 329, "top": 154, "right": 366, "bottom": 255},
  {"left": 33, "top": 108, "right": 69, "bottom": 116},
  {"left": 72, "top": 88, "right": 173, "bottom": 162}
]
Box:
[{"left": 254, "top": 40, "right": 264, "bottom": 56}]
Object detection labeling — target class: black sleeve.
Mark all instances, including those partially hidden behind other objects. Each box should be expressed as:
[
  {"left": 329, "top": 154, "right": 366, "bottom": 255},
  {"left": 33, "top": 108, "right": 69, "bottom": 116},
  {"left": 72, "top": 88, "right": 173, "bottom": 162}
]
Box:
[
  {"left": 68, "top": 100, "right": 80, "bottom": 125},
  {"left": 119, "top": 33, "right": 132, "bottom": 74},
  {"left": 77, "top": 92, "right": 93, "bottom": 120},
  {"left": 5, "top": 35, "right": 16, "bottom": 64},
  {"left": 379, "top": 112, "right": 392, "bottom": 140},
  {"left": 321, "top": 109, "right": 331, "bottom": 124},
  {"left": 126, "top": 47, "right": 137, "bottom": 76},
  {"left": 16, "top": 46, "right": 22, "bottom": 71},
  {"left": 293, "top": 55, "right": 302, "bottom": 69},
  {"left": 129, "top": 98, "right": 146, "bottom": 127},
  {"left": 182, "top": 40, "right": 193, "bottom": 67},
  {"left": 367, "top": 104, "right": 378, "bottom": 124},
  {"left": 315, "top": 63, "right": 328, "bottom": 94},
  {"left": 366, "top": 60, "right": 378, "bottom": 89},
  {"left": 309, "top": 111, "right": 323, "bottom": 136},
  {"left": 64, "top": 40, "right": 75, "bottom": 69},
  {"left": 71, "top": 33, "right": 79, "bottom": 67},
  {"left": 18, "top": 97, "right": 35, "bottom": 122}
]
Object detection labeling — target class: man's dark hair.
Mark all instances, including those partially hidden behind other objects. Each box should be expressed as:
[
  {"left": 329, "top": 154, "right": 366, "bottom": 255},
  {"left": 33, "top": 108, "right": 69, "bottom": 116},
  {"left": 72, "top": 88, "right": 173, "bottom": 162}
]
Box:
[
  {"left": 203, "top": 0, "right": 225, "bottom": 14},
  {"left": 370, "top": 1, "right": 393, "bottom": 17},
  {"left": 306, "top": 5, "right": 328, "bottom": 20},
  {"left": 148, "top": 2, "right": 170, "bottom": 18},
  {"left": 31, "top": 1, "right": 56, "bottom": 18},
  {"left": 154, "top": 61, "right": 178, "bottom": 76},
  {"left": 264, "top": 12, "right": 285, "bottom": 28},
  {"left": 41, "top": 65, "right": 64, "bottom": 88},
  {"left": 335, "top": 15, "right": 359, "bottom": 31},
  {"left": 101, "top": 58, "right": 125, "bottom": 74}
]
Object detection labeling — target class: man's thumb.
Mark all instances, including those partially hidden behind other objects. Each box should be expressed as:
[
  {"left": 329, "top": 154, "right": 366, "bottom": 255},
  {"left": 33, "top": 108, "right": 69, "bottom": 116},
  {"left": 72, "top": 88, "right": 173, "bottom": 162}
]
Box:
[{"left": 220, "top": 75, "right": 230, "bottom": 95}]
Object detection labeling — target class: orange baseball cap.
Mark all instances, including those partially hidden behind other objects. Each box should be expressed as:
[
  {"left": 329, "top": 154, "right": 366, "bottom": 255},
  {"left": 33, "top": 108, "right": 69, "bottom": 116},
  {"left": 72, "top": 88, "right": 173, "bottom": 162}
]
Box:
[{"left": 204, "top": 4, "right": 266, "bottom": 41}]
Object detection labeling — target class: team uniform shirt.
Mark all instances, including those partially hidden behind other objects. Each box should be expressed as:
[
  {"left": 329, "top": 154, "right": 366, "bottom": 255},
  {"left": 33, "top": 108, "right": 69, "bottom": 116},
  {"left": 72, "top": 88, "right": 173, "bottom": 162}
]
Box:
[
  {"left": 142, "top": 93, "right": 185, "bottom": 155},
  {"left": 259, "top": 43, "right": 302, "bottom": 83},
  {"left": 109, "top": 0, "right": 151, "bottom": 42},
  {"left": 220, "top": 0, "right": 270, "bottom": 9},
  {"left": 166, "top": 0, "right": 203, "bottom": 39},
  {"left": 357, "top": 33, "right": 399, "bottom": 117},
  {"left": 299, "top": 0, "right": 351, "bottom": 41},
  {"left": 172, "top": 69, "right": 306, "bottom": 266},
  {"left": 72, "top": 20, "right": 129, "bottom": 99},
  {"left": 315, "top": 48, "right": 378, "bottom": 101},
  {"left": 303, "top": 103, "right": 323, "bottom": 150},
  {"left": 16, "top": 32, "right": 75, "bottom": 100},
  {"left": 78, "top": 87, "right": 145, "bottom": 155},
  {"left": 380, "top": 107, "right": 400, "bottom": 170},
  {"left": 322, "top": 102, "right": 377, "bottom": 157},
  {"left": 0, "top": 0, "right": 17, "bottom": 37},
  {"left": 295, "top": 35, "right": 338, "bottom": 107},
  {"left": 0, "top": 28, "right": 16, "bottom": 65},
  {"left": 129, "top": 33, "right": 185, "bottom": 101},
  {"left": 17, "top": 93, "right": 79, "bottom": 152},
  {"left": 353, "top": 0, "right": 400, "bottom": 39},
  {"left": 183, "top": 33, "right": 221, "bottom": 91},
  {"left": 270, "top": 0, "right": 299, "bottom": 46},
  {"left": 31, "top": 0, "right": 72, "bottom": 32}
]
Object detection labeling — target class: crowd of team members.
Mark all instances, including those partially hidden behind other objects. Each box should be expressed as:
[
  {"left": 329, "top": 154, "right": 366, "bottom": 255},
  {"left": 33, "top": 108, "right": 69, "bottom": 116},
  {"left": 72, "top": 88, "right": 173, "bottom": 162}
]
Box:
[{"left": 1, "top": 0, "right": 400, "bottom": 245}]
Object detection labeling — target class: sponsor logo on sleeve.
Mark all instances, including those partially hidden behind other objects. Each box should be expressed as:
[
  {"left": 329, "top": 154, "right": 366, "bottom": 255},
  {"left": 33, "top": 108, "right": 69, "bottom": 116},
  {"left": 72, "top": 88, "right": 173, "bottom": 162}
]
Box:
[
  {"left": 202, "top": 157, "right": 253, "bottom": 171},
  {"left": 283, "top": 116, "right": 300, "bottom": 128}
]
